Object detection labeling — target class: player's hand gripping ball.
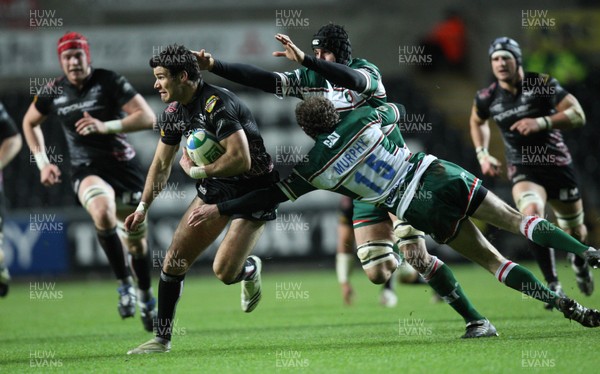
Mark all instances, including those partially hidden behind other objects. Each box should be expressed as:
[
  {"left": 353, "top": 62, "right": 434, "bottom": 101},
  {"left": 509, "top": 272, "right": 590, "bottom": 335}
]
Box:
[{"left": 186, "top": 129, "right": 225, "bottom": 166}]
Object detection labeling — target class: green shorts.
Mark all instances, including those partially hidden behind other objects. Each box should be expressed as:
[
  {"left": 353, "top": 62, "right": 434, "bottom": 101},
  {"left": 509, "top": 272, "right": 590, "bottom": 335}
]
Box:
[
  {"left": 352, "top": 200, "right": 390, "bottom": 229},
  {"left": 403, "top": 160, "right": 487, "bottom": 244}
]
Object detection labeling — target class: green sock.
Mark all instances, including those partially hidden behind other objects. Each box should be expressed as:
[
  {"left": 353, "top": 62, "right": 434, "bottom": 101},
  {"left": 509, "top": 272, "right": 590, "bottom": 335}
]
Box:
[
  {"left": 523, "top": 216, "right": 589, "bottom": 255},
  {"left": 427, "top": 262, "right": 485, "bottom": 323},
  {"left": 497, "top": 261, "right": 559, "bottom": 309}
]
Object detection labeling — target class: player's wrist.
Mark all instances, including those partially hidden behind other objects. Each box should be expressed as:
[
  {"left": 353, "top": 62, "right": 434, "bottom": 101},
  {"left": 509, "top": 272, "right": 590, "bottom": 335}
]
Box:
[
  {"left": 535, "top": 116, "right": 552, "bottom": 131},
  {"left": 34, "top": 152, "right": 50, "bottom": 170},
  {"left": 104, "top": 119, "right": 123, "bottom": 133},
  {"left": 190, "top": 166, "right": 207, "bottom": 179},
  {"left": 475, "top": 147, "right": 489, "bottom": 164},
  {"left": 135, "top": 201, "right": 149, "bottom": 214}
]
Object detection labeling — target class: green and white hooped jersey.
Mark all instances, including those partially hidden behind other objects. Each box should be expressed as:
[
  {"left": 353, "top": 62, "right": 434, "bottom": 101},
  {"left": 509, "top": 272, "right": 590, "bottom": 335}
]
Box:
[
  {"left": 277, "top": 103, "right": 437, "bottom": 219},
  {"left": 275, "top": 58, "right": 405, "bottom": 148},
  {"left": 275, "top": 58, "right": 386, "bottom": 115}
]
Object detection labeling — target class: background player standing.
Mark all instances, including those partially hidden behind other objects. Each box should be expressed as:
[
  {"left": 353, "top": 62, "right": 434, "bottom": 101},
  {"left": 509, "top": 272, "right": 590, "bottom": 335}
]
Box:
[
  {"left": 21, "top": 32, "right": 157, "bottom": 330},
  {"left": 470, "top": 37, "right": 593, "bottom": 308}
]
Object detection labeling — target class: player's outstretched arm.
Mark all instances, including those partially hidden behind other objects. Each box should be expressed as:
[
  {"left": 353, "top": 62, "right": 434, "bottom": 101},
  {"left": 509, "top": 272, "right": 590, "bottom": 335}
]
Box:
[
  {"left": 192, "top": 50, "right": 280, "bottom": 93},
  {"left": 187, "top": 185, "right": 288, "bottom": 226}
]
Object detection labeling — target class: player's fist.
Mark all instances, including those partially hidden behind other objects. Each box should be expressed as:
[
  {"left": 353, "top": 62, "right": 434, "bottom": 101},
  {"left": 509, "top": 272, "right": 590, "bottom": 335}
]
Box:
[
  {"left": 40, "top": 164, "right": 62, "bottom": 186},
  {"left": 124, "top": 211, "right": 145, "bottom": 232},
  {"left": 510, "top": 118, "right": 541, "bottom": 136}
]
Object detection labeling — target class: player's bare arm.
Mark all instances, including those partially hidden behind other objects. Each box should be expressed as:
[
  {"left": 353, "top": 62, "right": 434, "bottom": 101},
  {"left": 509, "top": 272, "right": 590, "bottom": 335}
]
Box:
[
  {"left": 75, "top": 94, "right": 155, "bottom": 135},
  {"left": 0, "top": 133, "right": 22, "bottom": 170},
  {"left": 22, "top": 103, "right": 62, "bottom": 186},
  {"left": 469, "top": 103, "right": 501, "bottom": 177},
  {"left": 124, "top": 140, "right": 178, "bottom": 232},
  {"left": 510, "top": 94, "right": 585, "bottom": 135}
]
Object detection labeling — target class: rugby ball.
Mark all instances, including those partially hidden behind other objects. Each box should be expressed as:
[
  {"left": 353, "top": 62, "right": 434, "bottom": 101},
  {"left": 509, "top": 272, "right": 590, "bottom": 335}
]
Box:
[{"left": 186, "top": 129, "right": 225, "bottom": 166}]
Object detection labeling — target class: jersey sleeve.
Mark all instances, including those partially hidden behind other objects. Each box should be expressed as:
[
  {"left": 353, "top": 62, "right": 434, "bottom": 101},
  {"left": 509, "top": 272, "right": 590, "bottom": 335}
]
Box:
[
  {"left": 206, "top": 95, "right": 243, "bottom": 141},
  {"left": 276, "top": 169, "right": 317, "bottom": 201},
  {"left": 0, "top": 102, "right": 18, "bottom": 141},
  {"left": 474, "top": 91, "right": 491, "bottom": 120},
  {"left": 353, "top": 63, "right": 382, "bottom": 96},
  {"left": 546, "top": 76, "right": 569, "bottom": 107},
  {"left": 107, "top": 71, "right": 138, "bottom": 108},
  {"left": 159, "top": 104, "right": 183, "bottom": 146},
  {"left": 376, "top": 103, "right": 405, "bottom": 126},
  {"left": 275, "top": 68, "right": 319, "bottom": 99}
]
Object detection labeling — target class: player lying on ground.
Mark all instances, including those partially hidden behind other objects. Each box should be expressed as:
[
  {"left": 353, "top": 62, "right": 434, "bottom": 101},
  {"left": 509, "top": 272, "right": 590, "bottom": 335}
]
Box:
[{"left": 190, "top": 97, "right": 600, "bottom": 331}]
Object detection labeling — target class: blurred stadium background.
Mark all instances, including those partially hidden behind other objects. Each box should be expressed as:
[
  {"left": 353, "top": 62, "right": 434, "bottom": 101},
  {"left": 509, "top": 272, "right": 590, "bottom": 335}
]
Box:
[{"left": 1, "top": 0, "right": 600, "bottom": 279}]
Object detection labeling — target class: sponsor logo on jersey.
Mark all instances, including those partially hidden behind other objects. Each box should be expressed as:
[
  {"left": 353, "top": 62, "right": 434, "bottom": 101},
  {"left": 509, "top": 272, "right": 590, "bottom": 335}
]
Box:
[
  {"left": 205, "top": 95, "right": 219, "bottom": 113},
  {"left": 323, "top": 132, "right": 340, "bottom": 148}
]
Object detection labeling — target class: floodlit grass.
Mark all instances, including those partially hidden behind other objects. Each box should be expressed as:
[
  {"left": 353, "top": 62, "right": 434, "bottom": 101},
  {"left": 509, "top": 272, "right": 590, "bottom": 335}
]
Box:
[{"left": 2, "top": 261, "right": 598, "bottom": 373}]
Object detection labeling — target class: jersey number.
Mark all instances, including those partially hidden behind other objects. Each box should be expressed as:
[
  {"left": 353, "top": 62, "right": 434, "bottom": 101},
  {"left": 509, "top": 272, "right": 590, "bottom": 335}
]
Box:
[{"left": 354, "top": 154, "right": 394, "bottom": 193}]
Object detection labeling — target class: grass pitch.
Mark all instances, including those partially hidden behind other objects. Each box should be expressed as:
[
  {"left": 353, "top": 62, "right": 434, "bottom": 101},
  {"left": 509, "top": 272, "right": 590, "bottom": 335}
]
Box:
[{"left": 1, "top": 261, "right": 598, "bottom": 373}]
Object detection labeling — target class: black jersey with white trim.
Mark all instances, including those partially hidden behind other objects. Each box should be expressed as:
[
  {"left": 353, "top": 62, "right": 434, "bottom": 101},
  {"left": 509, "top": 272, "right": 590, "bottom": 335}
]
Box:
[
  {"left": 474, "top": 72, "right": 571, "bottom": 166},
  {"left": 158, "top": 82, "right": 273, "bottom": 180},
  {"left": 34, "top": 68, "right": 137, "bottom": 166}
]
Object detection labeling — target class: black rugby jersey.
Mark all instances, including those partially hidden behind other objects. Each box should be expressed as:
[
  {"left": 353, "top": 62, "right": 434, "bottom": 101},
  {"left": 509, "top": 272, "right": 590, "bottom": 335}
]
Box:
[
  {"left": 0, "top": 101, "right": 19, "bottom": 190},
  {"left": 158, "top": 82, "right": 273, "bottom": 180},
  {"left": 34, "top": 68, "right": 138, "bottom": 165},
  {"left": 0, "top": 101, "right": 18, "bottom": 143},
  {"left": 475, "top": 72, "right": 571, "bottom": 166}
]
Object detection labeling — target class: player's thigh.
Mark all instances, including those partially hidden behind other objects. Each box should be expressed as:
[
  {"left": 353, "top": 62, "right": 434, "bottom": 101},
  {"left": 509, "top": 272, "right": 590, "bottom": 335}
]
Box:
[
  {"left": 77, "top": 175, "right": 117, "bottom": 225},
  {"left": 511, "top": 180, "right": 547, "bottom": 216},
  {"left": 448, "top": 219, "right": 506, "bottom": 273},
  {"left": 471, "top": 190, "right": 523, "bottom": 234},
  {"left": 213, "top": 218, "right": 265, "bottom": 278},
  {"left": 165, "top": 197, "right": 230, "bottom": 274},
  {"left": 352, "top": 200, "right": 393, "bottom": 244},
  {"left": 548, "top": 198, "right": 586, "bottom": 239}
]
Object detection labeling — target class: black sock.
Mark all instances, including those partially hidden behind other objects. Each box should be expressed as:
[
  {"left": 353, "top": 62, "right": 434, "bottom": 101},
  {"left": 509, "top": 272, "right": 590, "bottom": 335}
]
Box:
[
  {"left": 97, "top": 227, "right": 130, "bottom": 280},
  {"left": 383, "top": 276, "right": 394, "bottom": 291},
  {"left": 131, "top": 252, "right": 152, "bottom": 291},
  {"left": 156, "top": 271, "right": 185, "bottom": 341},
  {"left": 528, "top": 240, "right": 558, "bottom": 284},
  {"left": 572, "top": 253, "right": 587, "bottom": 270}
]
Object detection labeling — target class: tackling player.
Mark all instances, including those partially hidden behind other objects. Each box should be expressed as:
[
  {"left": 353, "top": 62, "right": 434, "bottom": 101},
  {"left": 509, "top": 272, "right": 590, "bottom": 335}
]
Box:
[
  {"left": 0, "top": 102, "right": 23, "bottom": 297},
  {"left": 22, "top": 32, "right": 157, "bottom": 330},
  {"left": 191, "top": 96, "right": 600, "bottom": 330},
  {"left": 470, "top": 37, "right": 593, "bottom": 307},
  {"left": 193, "top": 25, "right": 492, "bottom": 334},
  {"left": 126, "top": 44, "right": 277, "bottom": 354}
]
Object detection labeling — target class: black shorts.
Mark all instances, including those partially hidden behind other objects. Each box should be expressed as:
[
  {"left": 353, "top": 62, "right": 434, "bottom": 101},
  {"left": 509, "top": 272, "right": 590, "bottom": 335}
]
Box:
[
  {"left": 507, "top": 163, "right": 581, "bottom": 202},
  {"left": 71, "top": 158, "right": 145, "bottom": 208},
  {"left": 196, "top": 172, "right": 279, "bottom": 221}
]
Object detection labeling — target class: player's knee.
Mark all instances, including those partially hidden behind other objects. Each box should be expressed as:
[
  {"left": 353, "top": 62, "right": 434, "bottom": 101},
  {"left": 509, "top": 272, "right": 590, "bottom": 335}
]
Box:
[
  {"left": 356, "top": 240, "right": 397, "bottom": 275},
  {"left": 393, "top": 221, "right": 429, "bottom": 273},
  {"left": 363, "top": 265, "right": 392, "bottom": 284},
  {"left": 516, "top": 191, "right": 544, "bottom": 216},
  {"left": 212, "top": 261, "right": 238, "bottom": 284},
  {"left": 162, "top": 250, "right": 190, "bottom": 275},
  {"left": 117, "top": 222, "right": 147, "bottom": 256},
  {"left": 556, "top": 210, "right": 586, "bottom": 241}
]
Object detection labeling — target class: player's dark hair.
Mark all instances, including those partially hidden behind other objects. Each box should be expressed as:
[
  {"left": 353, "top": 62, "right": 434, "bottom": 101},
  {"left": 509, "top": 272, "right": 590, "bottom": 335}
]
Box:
[
  {"left": 311, "top": 23, "right": 352, "bottom": 65},
  {"left": 149, "top": 44, "right": 201, "bottom": 82},
  {"left": 295, "top": 96, "right": 340, "bottom": 139}
]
